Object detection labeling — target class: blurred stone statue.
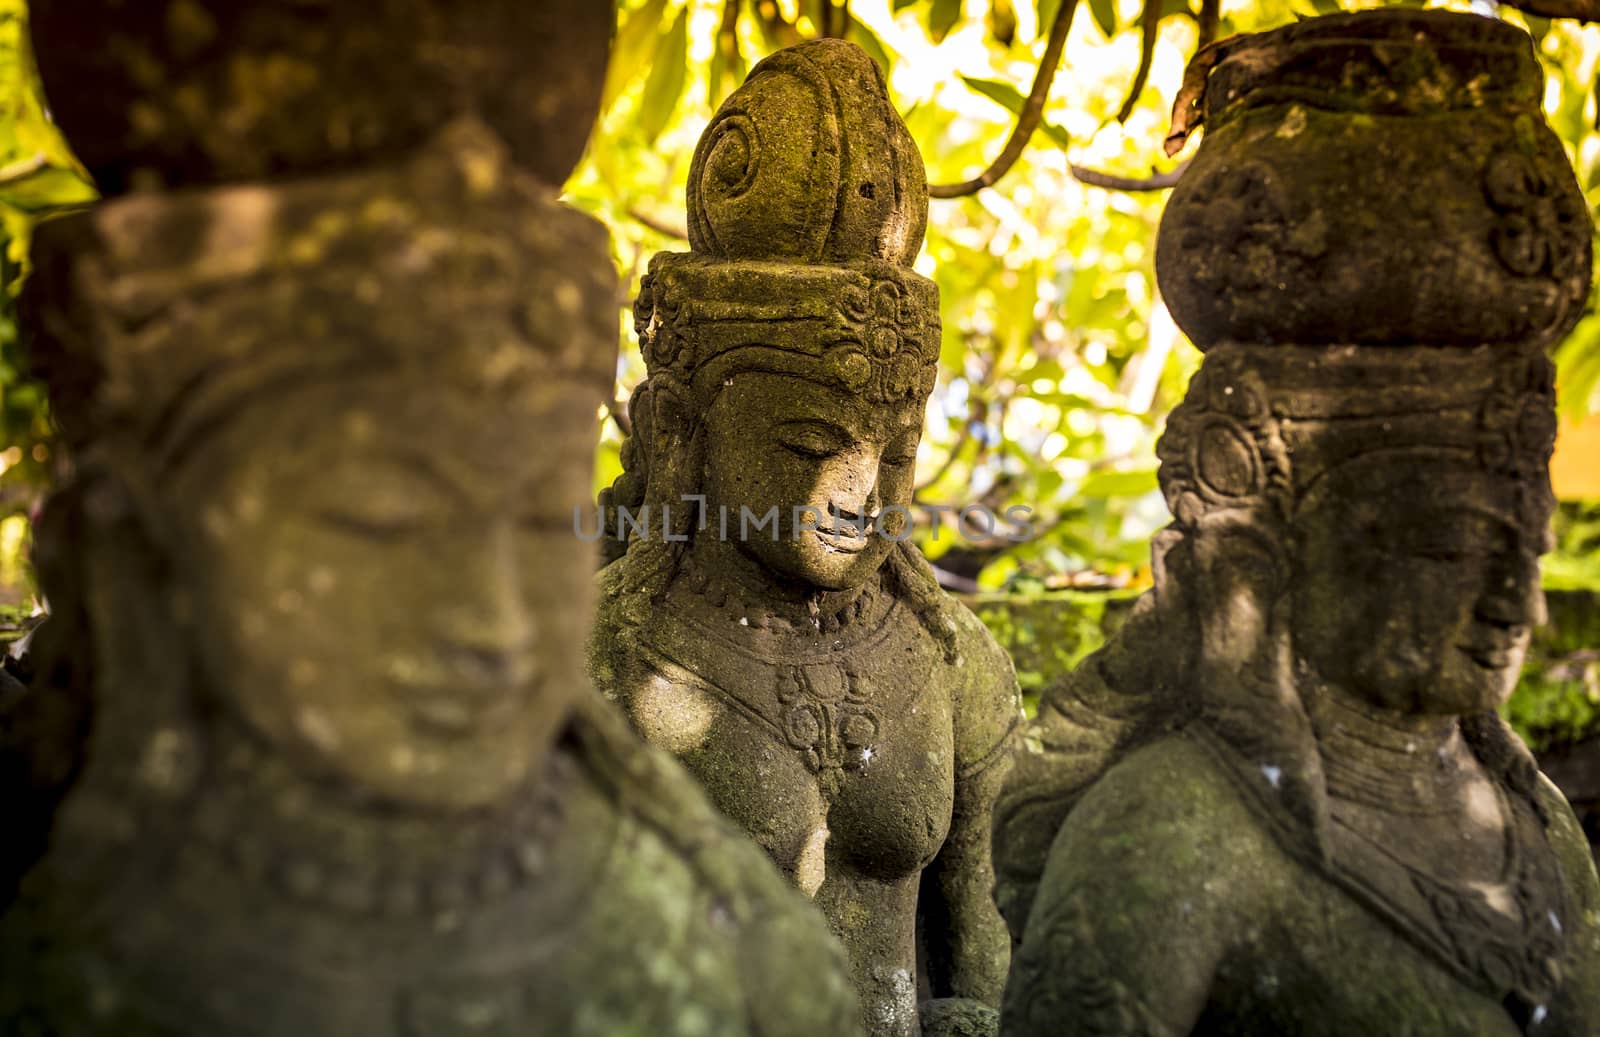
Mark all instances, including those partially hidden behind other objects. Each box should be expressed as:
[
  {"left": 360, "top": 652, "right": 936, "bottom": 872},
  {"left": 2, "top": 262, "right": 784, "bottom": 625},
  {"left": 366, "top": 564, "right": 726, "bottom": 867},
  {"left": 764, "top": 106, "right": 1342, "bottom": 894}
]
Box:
[
  {"left": 588, "top": 39, "right": 1023, "bottom": 1037},
  {"left": 992, "top": 11, "right": 1600, "bottom": 1036},
  {"left": 0, "top": 4, "right": 863, "bottom": 1034}
]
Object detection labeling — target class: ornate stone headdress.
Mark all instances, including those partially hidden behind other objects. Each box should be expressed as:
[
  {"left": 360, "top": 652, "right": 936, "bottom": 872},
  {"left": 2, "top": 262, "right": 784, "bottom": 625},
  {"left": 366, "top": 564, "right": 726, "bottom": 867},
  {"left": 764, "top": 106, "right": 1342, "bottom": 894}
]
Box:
[
  {"left": 1157, "top": 343, "right": 1559, "bottom": 539},
  {"left": 631, "top": 39, "right": 939, "bottom": 407},
  {"left": 27, "top": 119, "right": 617, "bottom": 476}
]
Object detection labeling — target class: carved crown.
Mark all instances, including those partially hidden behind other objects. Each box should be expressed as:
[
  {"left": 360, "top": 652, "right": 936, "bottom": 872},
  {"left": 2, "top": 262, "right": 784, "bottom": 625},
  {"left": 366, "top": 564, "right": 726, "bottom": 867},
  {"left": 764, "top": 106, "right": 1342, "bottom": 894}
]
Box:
[
  {"left": 28, "top": 119, "right": 617, "bottom": 462},
  {"left": 1157, "top": 345, "right": 1558, "bottom": 534},
  {"left": 638, "top": 39, "right": 939, "bottom": 404}
]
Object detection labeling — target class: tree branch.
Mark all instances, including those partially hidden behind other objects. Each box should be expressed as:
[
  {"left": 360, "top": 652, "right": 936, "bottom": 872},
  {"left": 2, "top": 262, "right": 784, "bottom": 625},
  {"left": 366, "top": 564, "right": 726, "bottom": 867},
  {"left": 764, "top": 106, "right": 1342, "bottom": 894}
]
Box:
[
  {"left": 627, "top": 205, "right": 689, "bottom": 240},
  {"left": 1116, "top": 0, "right": 1163, "bottom": 123},
  {"left": 607, "top": 397, "right": 634, "bottom": 438},
  {"left": 1503, "top": 0, "right": 1600, "bottom": 20},
  {"left": 709, "top": 0, "right": 744, "bottom": 106},
  {"left": 1069, "top": 158, "right": 1189, "bottom": 191},
  {"left": 814, "top": 0, "right": 850, "bottom": 38},
  {"left": 755, "top": 0, "right": 807, "bottom": 46},
  {"left": 1197, "top": 0, "right": 1220, "bottom": 50},
  {"left": 916, "top": 415, "right": 980, "bottom": 495},
  {"left": 928, "top": 0, "right": 1080, "bottom": 198}
]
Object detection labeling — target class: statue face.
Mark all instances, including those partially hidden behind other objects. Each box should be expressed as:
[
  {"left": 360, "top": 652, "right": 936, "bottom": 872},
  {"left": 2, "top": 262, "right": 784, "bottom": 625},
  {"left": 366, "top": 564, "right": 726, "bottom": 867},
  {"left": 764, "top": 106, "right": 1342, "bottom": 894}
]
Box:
[
  {"left": 1291, "top": 460, "right": 1550, "bottom": 715},
  {"left": 700, "top": 371, "right": 923, "bottom": 591},
  {"left": 163, "top": 377, "right": 597, "bottom": 809}
]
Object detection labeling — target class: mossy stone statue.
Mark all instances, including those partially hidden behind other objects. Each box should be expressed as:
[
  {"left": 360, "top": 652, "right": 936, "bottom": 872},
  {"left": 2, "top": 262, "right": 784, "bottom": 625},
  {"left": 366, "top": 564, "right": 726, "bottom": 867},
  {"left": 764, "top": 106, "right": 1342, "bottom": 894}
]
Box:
[
  {"left": 0, "top": 7, "right": 863, "bottom": 1034},
  {"left": 27, "top": 0, "right": 612, "bottom": 193},
  {"left": 588, "top": 40, "right": 1023, "bottom": 1037},
  {"left": 993, "top": 12, "right": 1600, "bottom": 1035}
]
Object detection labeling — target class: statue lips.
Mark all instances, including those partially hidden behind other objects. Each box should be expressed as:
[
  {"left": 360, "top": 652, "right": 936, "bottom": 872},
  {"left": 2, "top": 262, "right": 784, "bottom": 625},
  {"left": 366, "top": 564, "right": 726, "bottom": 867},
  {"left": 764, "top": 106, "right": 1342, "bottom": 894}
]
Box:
[
  {"left": 815, "top": 509, "right": 879, "bottom": 554},
  {"left": 1459, "top": 624, "right": 1528, "bottom": 671},
  {"left": 398, "top": 667, "right": 540, "bottom": 739}
]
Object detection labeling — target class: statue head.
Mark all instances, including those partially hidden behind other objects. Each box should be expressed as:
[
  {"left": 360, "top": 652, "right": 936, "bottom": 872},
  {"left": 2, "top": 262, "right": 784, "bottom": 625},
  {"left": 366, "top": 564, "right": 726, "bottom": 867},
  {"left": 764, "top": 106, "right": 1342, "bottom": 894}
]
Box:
[
  {"left": 28, "top": 120, "right": 617, "bottom": 810},
  {"left": 603, "top": 39, "right": 938, "bottom": 594},
  {"left": 1156, "top": 343, "right": 1558, "bottom": 719}
]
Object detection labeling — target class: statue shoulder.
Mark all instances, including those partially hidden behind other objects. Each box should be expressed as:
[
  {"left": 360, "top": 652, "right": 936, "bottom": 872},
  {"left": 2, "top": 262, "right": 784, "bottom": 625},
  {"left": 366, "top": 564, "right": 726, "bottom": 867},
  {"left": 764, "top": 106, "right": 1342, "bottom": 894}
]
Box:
[
  {"left": 1057, "top": 733, "right": 1278, "bottom": 889},
  {"left": 1003, "top": 733, "right": 1271, "bottom": 1037},
  {"left": 1528, "top": 772, "right": 1600, "bottom": 1023},
  {"left": 563, "top": 694, "right": 863, "bottom": 1036}
]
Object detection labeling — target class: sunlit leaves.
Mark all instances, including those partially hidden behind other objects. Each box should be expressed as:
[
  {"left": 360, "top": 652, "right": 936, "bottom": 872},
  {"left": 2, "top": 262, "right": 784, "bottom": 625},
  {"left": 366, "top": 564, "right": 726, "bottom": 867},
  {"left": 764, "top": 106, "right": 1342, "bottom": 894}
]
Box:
[
  {"left": 0, "top": 0, "right": 95, "bottom": 523},
  {"left": 928, "top": 0, "right": 963, "bottom": 41},
  {"left": 638, "top": 6, "right": 691, "bottom": 144},
  {"left": 603, "top": 0, "right": 671, "bottom": 113},
  {"left": 960, "top": 76, "right": 1072, "bottom": 148},
  {"left": 574, "top": 0, "right": 1600, "bottom": 591},
  {"left": 989, "top": 0, "right": 1020, "bottom": 46},
  {"left": 1088, "top": 0, "right": 1118, "bottom": 38}
]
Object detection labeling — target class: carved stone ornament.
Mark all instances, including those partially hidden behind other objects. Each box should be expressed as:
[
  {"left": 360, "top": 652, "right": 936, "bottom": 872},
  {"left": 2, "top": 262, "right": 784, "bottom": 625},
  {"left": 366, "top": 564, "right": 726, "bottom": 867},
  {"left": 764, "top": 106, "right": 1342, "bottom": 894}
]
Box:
[
  {"left": 993, "top": 11, "right": 1600, "bottom": 1036},
  {"left": 588, "top": 40, "right": 1024, "bottom": 1037},
  {"left": 0, "top": 8, "right": 865, "bottom": 1035}
]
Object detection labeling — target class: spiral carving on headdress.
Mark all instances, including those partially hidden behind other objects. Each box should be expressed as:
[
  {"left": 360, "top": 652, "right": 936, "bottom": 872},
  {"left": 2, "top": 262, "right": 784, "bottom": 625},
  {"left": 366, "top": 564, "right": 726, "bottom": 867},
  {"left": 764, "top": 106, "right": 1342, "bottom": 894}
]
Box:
[{"left": 687, "top": 39, "right": 927, "bottom": 266}]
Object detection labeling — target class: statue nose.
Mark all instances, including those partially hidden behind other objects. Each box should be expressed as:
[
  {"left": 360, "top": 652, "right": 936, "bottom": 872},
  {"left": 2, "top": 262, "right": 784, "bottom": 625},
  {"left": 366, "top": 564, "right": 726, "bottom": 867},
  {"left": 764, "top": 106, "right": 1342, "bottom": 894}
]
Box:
[
  {"left": 829, "top": 451, "right": 883, "bottom": 523},
  {"left": 435, "top": 525, "right": 536, "bottom": 679},
  {"left": 1476, "top": 549, "right": 1546, "bottom": 630}
]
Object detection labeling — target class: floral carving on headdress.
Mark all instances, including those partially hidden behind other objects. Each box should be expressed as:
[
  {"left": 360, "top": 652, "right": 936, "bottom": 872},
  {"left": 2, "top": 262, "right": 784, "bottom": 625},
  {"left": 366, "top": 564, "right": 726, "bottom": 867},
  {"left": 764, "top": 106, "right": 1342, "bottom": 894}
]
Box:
[{"left": 1157, "top": 352, "right": 1293, "bottom": 529}]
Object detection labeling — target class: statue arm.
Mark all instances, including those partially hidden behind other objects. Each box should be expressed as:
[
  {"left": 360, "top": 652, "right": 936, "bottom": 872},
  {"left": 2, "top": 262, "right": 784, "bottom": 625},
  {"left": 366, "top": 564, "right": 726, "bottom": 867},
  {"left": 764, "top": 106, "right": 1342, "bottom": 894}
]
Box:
[
  {"left": 991, "top": 588, "right": 1191, "bottom": 939},
  {"left": 921, "top": 603, "right": 1024, "bottom": 1005},
  {"left": 1535, "top": 775, "right": 1600, "bottom": 1027},
  {"left": 1000, "top": 736, "right": 1249, "bottom": 1037}
]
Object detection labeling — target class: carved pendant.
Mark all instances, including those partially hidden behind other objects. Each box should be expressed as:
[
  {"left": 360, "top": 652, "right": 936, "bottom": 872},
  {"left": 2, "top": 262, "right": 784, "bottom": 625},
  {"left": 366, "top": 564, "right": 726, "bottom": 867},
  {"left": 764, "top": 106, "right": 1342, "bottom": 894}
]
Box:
[{"left": 776, "top": 663, "right": 882, "bottom": 795}]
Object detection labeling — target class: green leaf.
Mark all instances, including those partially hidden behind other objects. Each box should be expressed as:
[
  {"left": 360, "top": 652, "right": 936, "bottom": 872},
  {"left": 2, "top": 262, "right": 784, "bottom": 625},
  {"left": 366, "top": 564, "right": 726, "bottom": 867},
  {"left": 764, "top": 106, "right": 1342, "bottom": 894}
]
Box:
[
  {"left": 929, "top": 0, "right": 962, "bottom": 42},
  {"left": 989, "top": 0, "right": 1019, "bottom": 46},
  {"left": 959, "top": 76, "right": 1072, "bottom": 150},
  {"left": 848, "top": 20, "right": 896, "bottom": 75},
  {"left": 1036, "top": 0, "right": 1064, "bottom": 32},
  {"left": 0, "top": 165, "right": 95, "bottom": 214},
  {"left": 637, "top": 7, "right": 689, "bottom": 145},
  {"left": 708, "top": 21, "right": 748, "bottom": 109},
  {"left": 1077, "top": 467, "right": 1159, "bottom": 499},
  {"left": 893, "top": 0, "right": 920, "bottom": 10},
  {"left": 602, "top": 0, "right": 669, "bottom": 115},
  {"left": 1088, "top": 0, "right": 1117, "bottom": 39}
]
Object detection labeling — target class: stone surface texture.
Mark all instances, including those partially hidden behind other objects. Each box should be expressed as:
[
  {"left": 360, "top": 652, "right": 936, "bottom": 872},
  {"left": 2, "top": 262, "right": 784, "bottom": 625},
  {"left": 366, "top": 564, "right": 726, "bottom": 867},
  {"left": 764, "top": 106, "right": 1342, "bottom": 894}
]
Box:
[
  {"left": 28, "top": 0, "right": 612, "bottom": 194},
  {"left": 588, "top": 40, "right": 1023, "bottom": 1037},
  {"left": 0, "top": 7, "right": 864, "bottom": 1035},
  {"left": 992, "top": 12, "right": 1600, "bottom": 1036}
]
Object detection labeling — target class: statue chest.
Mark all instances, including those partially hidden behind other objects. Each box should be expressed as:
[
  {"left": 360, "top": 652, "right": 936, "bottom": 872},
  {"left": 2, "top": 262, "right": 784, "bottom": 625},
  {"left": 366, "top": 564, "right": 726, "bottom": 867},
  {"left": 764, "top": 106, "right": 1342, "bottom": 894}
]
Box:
[
  {"left": 0, "top": 745, "right": 769, "bottom": 1037},
  {"left": 1203, "top": 869, "right": 1580, "bottom": 1037},
  {"left": 628, "top": 610, "right": 956, "bottom": 884}
]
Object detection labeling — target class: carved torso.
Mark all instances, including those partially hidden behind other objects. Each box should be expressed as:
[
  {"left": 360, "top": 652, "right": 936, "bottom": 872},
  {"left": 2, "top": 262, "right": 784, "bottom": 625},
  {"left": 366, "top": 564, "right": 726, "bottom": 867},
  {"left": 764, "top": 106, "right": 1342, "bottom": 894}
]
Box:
[
  {"left": 1004, "top": 733, "right": 1600, "bottom": 1037},
  {"left": 0, "top": 700, "right": 862, "bottom": 1037},
  {"left": 592, "top": 560, "right": 1019, "bottom": 1036}
]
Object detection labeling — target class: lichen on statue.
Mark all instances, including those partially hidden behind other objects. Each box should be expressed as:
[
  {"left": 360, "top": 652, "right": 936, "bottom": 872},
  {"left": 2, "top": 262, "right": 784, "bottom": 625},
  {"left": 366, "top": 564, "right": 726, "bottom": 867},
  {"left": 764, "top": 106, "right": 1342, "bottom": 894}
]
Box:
[
  {"left": 992, "top": 12, "right": 1600, "bottom": 1036},
  {"left": 588, "top": 39, "right": 1024, "bottom": 1037},
  {"left": 0, "top": 117, "right": 863, "bottom": 1037}
]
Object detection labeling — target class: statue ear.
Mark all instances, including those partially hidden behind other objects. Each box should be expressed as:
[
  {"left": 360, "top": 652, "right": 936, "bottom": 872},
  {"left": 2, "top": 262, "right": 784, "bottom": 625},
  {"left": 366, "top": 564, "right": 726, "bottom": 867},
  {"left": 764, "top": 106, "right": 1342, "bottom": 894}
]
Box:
[
  {"left": 643, "top": 375, "right": 702, "bottom": 506},
  {"left": 647, "top": 377, "right": 692, "bottom": 443},
  {"left": 1186, "top": 507, "right": 1289, "bottom": 675}
]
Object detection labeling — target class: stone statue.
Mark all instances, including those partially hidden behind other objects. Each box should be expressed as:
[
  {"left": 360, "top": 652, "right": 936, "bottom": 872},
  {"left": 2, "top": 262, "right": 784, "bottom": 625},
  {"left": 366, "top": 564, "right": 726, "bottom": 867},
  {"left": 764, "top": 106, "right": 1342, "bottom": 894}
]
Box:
[
  {"left": 587, "top": 39, "right": 1024, "bottom": 1037},
  {"left": 992, "top": 11, "right": 1600, "bottom": 1035},
  {"left": 0, "top": 5, "right": 864, "bottom": 1035}
]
